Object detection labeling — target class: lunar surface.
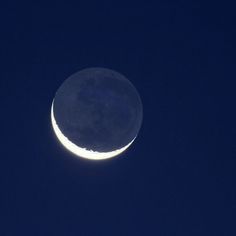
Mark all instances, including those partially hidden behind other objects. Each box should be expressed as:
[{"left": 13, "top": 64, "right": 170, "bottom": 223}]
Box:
[{"left": 51, "top": 67, "right": 143, "bottom": 160}]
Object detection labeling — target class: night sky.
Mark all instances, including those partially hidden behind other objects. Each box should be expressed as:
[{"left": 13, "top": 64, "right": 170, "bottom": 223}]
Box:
[{"left": 1, "top": 1, "right": 236, "bottom": 235}]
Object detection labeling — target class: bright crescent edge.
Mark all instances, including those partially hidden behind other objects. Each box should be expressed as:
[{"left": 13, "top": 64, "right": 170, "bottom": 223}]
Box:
[{"left": 51, "top": 101, "right": 135, "bottom": 160}]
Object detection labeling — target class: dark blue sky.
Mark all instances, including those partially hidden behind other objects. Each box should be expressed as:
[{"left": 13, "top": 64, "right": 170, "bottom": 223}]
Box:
[{"left": 1, "top": 1, "right": 236, "bottom": 235}]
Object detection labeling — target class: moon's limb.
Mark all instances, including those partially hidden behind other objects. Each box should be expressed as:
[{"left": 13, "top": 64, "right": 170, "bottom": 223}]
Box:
[{"left": 51, "top": 101, "right": 135, "bottom": 160}]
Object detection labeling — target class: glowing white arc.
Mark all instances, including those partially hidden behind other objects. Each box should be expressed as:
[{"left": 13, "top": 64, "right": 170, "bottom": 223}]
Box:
[{"left": 51, "top": 102, "right": 135, "bottom": 160}]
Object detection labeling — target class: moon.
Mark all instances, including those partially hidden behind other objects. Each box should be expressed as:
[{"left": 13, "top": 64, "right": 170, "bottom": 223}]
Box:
[{"left": 51, "top": 67, "right": 143, "bottom": 160}]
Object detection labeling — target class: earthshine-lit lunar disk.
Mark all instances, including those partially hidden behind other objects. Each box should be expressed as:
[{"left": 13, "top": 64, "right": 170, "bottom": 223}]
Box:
[{"left": 51, "top": 67, "right": 143, "bottom": 160}]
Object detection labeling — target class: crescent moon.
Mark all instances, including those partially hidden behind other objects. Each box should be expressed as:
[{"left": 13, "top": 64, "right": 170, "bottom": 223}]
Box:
[{"left": 51, "top": 101, "right": 135, "bottom": 160}]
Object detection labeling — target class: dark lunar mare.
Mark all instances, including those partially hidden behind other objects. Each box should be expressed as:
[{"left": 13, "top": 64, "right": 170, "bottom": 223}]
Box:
[{"left": 53, "top": 68, "right": 143, "bottom": 152}]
